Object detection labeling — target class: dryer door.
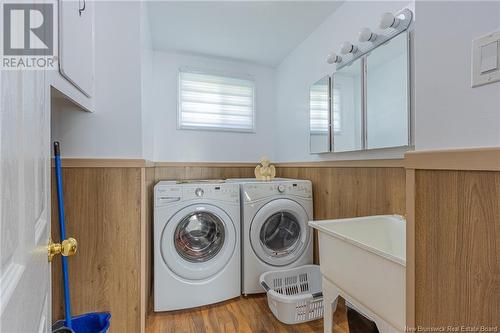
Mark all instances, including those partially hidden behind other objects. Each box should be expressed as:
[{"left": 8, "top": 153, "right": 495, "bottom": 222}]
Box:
[
  {"left": 161, "top": 204, "right": 236, "bottom": 280},
  {"left": 250, "top": 199, "right": 310, "bottom": 266}
]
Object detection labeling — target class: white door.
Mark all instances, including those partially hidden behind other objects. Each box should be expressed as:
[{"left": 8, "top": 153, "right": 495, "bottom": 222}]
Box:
[{"left": 0, "top": 68, "right": 52, "bottom": 330}]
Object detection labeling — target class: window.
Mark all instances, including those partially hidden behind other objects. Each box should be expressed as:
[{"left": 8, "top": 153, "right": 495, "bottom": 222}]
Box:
[
  {"left": 309, "top": 83, "right": 329, "bottom": 134},
  {"left": 309, "top": 86, "right": 341, "bottom": 134},
  {"left": 178, "top": 69, "right": 255, "bottom": 132}
]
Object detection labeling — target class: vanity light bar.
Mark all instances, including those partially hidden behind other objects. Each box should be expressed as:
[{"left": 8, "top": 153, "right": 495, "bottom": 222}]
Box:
[
  {"left": 326, "top": 52, "right": 342, "bottom": 64},
  {"left": 330, "top": 8, "right": 413, "bottom": 70}
]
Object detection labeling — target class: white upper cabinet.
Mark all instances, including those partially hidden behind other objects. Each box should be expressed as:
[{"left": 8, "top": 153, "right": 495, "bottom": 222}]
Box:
[
  {"left": 51, "top": 0, "right": 94, "bottom": 111},
  {"left": 59, "top": 0, "right": 94, "bottom": 97}
]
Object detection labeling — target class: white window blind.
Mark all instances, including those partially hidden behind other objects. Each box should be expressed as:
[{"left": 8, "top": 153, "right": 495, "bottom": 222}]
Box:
[
  {"left": 178, "top": 69, "right": 255, "bottom": 132},
  {"left": 309, "top": 85, "right": 329, "bottom": 134},
  {"left": 309, "top": 87, "right": 342, "bottom": 134}
]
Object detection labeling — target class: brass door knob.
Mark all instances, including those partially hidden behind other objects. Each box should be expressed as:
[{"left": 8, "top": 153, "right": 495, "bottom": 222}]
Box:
[{"left": 48, "top": 238, "right": 78, "bottom": 262}]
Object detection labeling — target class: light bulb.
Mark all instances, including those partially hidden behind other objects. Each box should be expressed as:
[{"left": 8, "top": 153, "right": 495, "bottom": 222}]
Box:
[
  {"left": 326, "top": 52, "right": 342, "bottom": 64},
  {"left": 379, "top": 12, "right": 400, "bottom": 29},
  {"left": 358, "top": 27, "right": 377, "bottom": 42},
  {"left": 340, "top": 41, "right": 357, "bottom": 55}
]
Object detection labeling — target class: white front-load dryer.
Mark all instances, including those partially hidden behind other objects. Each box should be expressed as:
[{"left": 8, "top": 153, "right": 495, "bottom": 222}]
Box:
[
  {"left": 154, "top": 181, "right": 241, "bottom": 311},
  {"left": 227, "top": 179, "right": 313, "bottom": 295}
]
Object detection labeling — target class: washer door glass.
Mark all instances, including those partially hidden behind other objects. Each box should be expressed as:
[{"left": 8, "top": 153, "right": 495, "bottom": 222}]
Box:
[
  {"left": 250, "top": 198, "right": 310, "bottom": 267},
  {"left": 174, "top": 212, "right": 225, "bottom": 263},
  {"left": 260, "top": 211, "right": 301, "bottom": 257},
  {"left": 161, "top": 204, "right": 236, "bottom": 281}
]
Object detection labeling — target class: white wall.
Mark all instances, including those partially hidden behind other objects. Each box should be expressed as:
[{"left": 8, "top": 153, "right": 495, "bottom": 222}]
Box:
[
  {"left": 51, "top": 1, "right": 143, "bottom": 158},
  {"left": 414, "top": 1, "right": 500, "bottom": 150},
  {"left": 141, "top": 2, "right": 155, "bottom": 161},
  {"left": 150, "top": 51, "right": 276, "bottom": 162},
  {"left": 52, "top": 1, "right": 500, "bottom": 161},
  {"left": 274, "top": 1, "right": 410, "bottom": 162},
  {"left": 275, "top": 0, "right": 500, "bottom": 162}
]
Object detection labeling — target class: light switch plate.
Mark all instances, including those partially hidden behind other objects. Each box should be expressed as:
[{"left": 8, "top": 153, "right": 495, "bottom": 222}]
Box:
[
  {"left": 471, "top": 30, "right": 500, "bottom": 87},
  {"left": 480, "top": 41, "right": 498, "bottom": 73}
]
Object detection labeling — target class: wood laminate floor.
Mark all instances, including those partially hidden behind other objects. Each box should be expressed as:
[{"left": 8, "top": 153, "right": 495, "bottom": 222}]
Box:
[{"left": 146, "top": 294, "right": 349, "bottom": 333}]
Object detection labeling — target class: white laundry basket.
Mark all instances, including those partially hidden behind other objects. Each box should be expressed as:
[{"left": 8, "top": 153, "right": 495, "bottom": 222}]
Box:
[{"left": 259, "top": 264, "right": 323, "bottom": 324}]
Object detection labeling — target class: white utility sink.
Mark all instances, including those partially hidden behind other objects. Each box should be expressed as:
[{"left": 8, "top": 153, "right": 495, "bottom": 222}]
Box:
[{"left": 309, "top": 215, "right": 406, "bottom": 333}]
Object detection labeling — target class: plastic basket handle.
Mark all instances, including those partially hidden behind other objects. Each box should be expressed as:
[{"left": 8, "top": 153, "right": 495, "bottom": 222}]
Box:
[
  {"left": 312, "top": 291, "right": 323, "bottom": 299},
  {"left": 261, "top": 281, "right": 271, "bottom": 292}
]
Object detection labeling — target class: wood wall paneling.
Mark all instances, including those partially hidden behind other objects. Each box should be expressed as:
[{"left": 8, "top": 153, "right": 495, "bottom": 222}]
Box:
[
  {"left": 153, "top": 166, "right": 406, "bottom": 263},
  {"left": 276, "top": 159, "right": 405, "bottom": 168},
  {"left": 405, "top": 169, "right": 416, "bottom": 328},
  {"left": 140, "top": 167, "right": 156, "bottom": 333},
  {"left": 51, "top": 151, "right": 500, "bottom": 332},
  {"left": 154, "top": 166, "right": 255, "bottom": 182},
  {"left": 276, "top": 167, "right": 406, "bottom": 262},
  {"left": 51, "top": 167, "right": 143, "bottom": 333},
  {"left": 414, "top": 170, "right": 500, "bottom": 328},
  {"left": 57, "top": 158, "right": 152, "bottom": 168},
  {"left": 276, "top": 167, "right": 406, "bottom": 219},
  {"left": 51, "top": 163, "right": 407, "bottom": 332}
]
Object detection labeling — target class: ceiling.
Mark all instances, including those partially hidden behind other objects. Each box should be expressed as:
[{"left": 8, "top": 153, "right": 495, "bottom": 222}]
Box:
[{"left": 147, "top": 1, "right": 343, "bottom": 67}]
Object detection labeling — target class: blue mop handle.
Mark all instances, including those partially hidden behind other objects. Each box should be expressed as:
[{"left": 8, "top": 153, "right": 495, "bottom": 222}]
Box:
[{"left": 54, "top": 142, "right": 72, "bottom": 329}]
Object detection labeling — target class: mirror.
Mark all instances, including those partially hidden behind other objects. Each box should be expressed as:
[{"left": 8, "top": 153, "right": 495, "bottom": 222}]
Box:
[
  {"left": 332, "top": 59, "right": 363, "bottom": 152},
  {"left": 309, "top": 76, "right": 331, "bottom": 153},
  {"left": 307, "top": 30, "right": 411, "bottom": 154},
  {"left": 366, "top": 32, "right": 409, "bottom": 149}
]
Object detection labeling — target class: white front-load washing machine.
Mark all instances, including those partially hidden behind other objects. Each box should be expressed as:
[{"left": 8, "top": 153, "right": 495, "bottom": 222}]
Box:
[
  {"left": 154, "top": 181, "right": 240, "bottom": 311},
  {"left": 227, "top": 178, "right": 313, "bottom": 295}
]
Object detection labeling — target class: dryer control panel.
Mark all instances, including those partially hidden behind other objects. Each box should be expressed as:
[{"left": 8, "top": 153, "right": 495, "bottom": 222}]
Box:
[
  {"left": 242, "top": 181, "right": 312, "bottom": 203},
  {"left": 155, "top": 183, "right": 239, "bottom": 206}
]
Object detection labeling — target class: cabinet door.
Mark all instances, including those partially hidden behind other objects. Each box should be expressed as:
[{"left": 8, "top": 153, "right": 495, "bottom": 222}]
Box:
[{"left": 59, "top": 0, "right": 94, "bottom": 97}]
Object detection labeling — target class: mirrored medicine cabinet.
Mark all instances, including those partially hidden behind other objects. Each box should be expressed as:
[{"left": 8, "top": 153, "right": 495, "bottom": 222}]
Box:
[{"left": 310, "top": 31, "right": 410, "bottom": 154}]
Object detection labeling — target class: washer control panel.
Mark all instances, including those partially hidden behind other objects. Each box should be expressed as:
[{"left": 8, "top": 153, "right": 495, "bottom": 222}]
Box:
[
  {"left": 242, "top": 181, "right": 312, "bottom": 202},
  {"left": 155, "top": 182, "right": 239, "bottom": 206}
]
